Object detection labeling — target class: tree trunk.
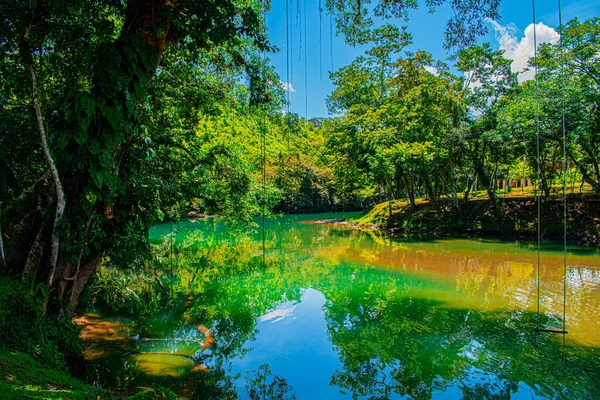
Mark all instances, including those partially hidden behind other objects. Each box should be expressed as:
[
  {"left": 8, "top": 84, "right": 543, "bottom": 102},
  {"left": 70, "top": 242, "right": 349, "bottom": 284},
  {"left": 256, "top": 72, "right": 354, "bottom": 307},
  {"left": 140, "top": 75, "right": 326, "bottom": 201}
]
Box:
[
  {"left": 29, "top": 64, "right": 66, "bottom": 288},
  {"left": 475, "top": 162, "right": 496, "bottom": 204},
  {"left": 22, "top": 221, "right": 47, "bottom": 282},
  {"left": 402, "top": 176, "right": 416, "bottom": 209},
  {"left": 450, "top": 167, "right": 460, "bottom": 210},
  {"left": 69, "top": 255, "right": 101, "bottom": 310},
  {"left": 0, "top": 202, "right": 5, "bottom": 269}
]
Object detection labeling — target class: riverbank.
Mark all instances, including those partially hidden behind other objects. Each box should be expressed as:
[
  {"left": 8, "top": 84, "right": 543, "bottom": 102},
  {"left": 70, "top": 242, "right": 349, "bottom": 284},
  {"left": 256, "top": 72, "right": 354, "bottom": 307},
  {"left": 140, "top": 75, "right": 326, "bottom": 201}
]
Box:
[
  {"left": 0, "top": 276, "right": 179, "bottom": 399},
  {"left": 348, "top": 194, "right": 600, "bottom": 245}
]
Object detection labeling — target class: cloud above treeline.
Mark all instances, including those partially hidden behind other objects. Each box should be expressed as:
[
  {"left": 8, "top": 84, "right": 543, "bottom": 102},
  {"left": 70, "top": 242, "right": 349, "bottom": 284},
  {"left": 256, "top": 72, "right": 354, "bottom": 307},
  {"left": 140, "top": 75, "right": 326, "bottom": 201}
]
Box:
[
  {"left": 424, "top": 66, "right": 439, "bottom": 76},
  {"left": 281, "top": 81, "right": 296, "bottom": 93},
  {"left": 489, "top": 19, "right": 560, "bottom": 82}
]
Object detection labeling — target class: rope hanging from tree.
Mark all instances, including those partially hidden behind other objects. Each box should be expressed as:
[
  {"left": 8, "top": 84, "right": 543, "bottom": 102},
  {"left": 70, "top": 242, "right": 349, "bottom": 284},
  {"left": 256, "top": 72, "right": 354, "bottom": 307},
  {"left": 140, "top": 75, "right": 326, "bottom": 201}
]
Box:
[
  {"left": 330, "top": 13, "right": 334, "bottom": 72},
  {"left": 286, "top": 0, "right": 290, "bottom": 113},
  {"left": 532, "top": 0, "right": 542, "bottom": 345},
  {"left": 319, "top": 0, "right": 323, "bottom": 79},
  {"left": 532, "top": 0, "right": 569, "bottom": 355},
  {"left": 304, "top": 0, "right": 308, "bottom": 118},
  {"left": 261, "top": 7, "right": 268, "bottom": 264},
  {"left": 290, "top": 0, "right": 294, "bottom": 111},
  {"left": 558, "top": 0, "right": 568, "bottom": 359}
]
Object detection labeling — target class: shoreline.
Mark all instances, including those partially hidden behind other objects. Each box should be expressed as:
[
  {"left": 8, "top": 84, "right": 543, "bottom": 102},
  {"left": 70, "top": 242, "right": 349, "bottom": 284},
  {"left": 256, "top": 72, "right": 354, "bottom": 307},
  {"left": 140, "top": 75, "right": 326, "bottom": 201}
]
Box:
[{"left": 308, "top": 195, "right": 600, "bottom": 247}]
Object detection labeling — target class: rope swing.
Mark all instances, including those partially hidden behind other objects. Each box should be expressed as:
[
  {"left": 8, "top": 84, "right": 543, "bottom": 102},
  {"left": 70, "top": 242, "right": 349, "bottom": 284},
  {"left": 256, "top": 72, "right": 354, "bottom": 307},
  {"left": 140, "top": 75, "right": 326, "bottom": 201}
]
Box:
[
  {"left": 290, "top": 0, "right": 294, "bottom": 112},
  {"left": 286, "top": 0, "right": 290, "bottom": 113},
  {"left": 559, "top": 0, "right": 569, "bottom": 359},
  {"left": 261, "top": 8, "right": 267, "bottom": 265},
  {"left": 304, "top": 0, "right": 308, "bottom": 118},
  {"left": 330, "top": 13, "right": 334, "bottom": 72},
  {"left": 532, "top": 0, "right": 569, "bottom": 355},
  {"left": 319, "top": 0, "right": 323, "bottom": 79}
]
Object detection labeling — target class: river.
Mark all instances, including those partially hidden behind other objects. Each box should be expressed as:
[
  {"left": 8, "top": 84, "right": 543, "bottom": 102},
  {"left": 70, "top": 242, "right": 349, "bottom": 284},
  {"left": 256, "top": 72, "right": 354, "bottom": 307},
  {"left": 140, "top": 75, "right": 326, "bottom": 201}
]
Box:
[{"left": 79, "top": 213, "right": 600, "bottom": 399}]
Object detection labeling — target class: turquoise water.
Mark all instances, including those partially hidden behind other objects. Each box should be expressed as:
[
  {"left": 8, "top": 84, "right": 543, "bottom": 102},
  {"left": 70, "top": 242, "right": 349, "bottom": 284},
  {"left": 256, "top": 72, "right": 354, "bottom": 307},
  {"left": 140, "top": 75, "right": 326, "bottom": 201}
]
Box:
[{"left": 83, "top": 213, "right": 600, "bottom": 399}]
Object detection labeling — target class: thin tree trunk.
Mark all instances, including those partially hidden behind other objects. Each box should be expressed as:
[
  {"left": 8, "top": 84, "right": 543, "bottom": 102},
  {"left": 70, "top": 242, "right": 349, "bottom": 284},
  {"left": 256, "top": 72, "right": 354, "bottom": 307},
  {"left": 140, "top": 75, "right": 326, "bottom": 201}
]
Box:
[
  {"left": 155, "top": 270, "right": 172, "bottom": 300},
  {"left": 29, "top": 64, "right": 66, "bottom": 287},
  {"left": 0, "top": 202, "right": 5, "bottom": 269},
  {"left": 450, "top": 167, "right": 459, "bottom": 210},
  {"left": 402, "top": 176, "right": 416, "bottom": 209}
]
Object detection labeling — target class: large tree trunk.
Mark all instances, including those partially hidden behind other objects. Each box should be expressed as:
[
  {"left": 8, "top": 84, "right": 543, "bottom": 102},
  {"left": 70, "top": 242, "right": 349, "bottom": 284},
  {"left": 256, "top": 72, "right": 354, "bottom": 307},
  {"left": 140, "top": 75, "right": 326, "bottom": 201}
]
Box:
[{"left": 69, "top": 255, "right": 102, "bottom": 311}]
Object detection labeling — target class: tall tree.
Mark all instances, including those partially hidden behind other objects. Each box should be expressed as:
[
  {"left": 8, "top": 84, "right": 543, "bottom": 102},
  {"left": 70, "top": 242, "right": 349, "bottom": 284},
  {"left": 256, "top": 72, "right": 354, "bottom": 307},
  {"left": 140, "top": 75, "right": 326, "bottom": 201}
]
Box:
[{"left": 0, "top": 0, "right": 277, "bottom": 313}]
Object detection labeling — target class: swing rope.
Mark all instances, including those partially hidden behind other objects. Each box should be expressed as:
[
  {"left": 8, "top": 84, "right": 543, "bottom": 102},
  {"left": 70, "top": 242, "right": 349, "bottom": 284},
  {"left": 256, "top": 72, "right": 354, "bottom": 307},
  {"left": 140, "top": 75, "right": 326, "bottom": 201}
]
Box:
[
  {"left": 319, "top": 0, "right": 323, "bottom": 79},
  {"left": 558, "top": 0, "right": 568, "bottom": 358},
  {"left": 286, "top": 0, "right": 290, "bottom": 113},
  {"left": 298, "top": 0, "right": 302, "bottom": 62},
  {"left": 304, "top": 0, "right": 308, "bottom": 119},
  {"left": 330, "top": 13, "right": 334, "bottom": 72},
  {"left": 532, "top": 0, "right": 541, "bottom": 346},
  {"left": 290, "top": 0, "right": 294, "bottom": 111},
  {"left": 261, "top": 7, "right": 267, "bottom": 264},
  {"left": 532, "top": 0, "right": 569, "bottom": 354}
]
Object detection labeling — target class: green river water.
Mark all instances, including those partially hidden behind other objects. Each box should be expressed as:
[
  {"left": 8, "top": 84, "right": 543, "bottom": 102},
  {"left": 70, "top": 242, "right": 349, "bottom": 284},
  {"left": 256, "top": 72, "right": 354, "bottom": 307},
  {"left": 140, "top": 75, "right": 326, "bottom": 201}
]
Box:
[{"left": 80, "top": 213, "right": 600, "bottom": 399}]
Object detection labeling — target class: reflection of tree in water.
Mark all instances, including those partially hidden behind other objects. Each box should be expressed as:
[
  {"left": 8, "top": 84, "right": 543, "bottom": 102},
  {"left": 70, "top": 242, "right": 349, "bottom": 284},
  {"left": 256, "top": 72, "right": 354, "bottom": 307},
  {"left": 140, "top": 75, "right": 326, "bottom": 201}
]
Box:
[
  {"left": 183, "top": 247, "right": 599, "bottom": 399},
  {"left": 94, "top": 221, "right": 600, "bottom": 399},
  {"left": 176, "top": 256, "right": 305, "bottom": 399},
  {"left": 245, "top": 364, "right": 296, "bottom": 400},
  {"left": 319, "top": 265, "right": 600, "bottom": 399}
]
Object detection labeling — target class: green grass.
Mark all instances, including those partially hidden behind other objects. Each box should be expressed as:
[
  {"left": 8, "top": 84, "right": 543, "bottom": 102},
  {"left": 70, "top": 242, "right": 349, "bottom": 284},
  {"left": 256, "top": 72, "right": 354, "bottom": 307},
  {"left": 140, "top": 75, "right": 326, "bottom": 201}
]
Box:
[{"left": 0, "top": 349, "right": 105, "bottom": 399}]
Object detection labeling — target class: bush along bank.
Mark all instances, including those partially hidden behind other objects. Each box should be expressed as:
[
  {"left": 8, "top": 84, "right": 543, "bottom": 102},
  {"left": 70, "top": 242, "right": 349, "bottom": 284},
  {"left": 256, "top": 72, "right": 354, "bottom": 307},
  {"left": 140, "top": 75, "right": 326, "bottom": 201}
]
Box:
[
  {"left": 0, "top": 276, "right": 179, "bottom": 399},
  {"left": 350, "top": 195, "right": 600, "bottom": 245}
]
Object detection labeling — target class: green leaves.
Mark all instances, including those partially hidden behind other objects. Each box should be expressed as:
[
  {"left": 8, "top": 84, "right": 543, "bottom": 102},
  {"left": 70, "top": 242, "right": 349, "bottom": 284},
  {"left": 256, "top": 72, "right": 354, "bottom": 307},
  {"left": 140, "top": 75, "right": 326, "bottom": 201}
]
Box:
[{"left": 328, "top": 0, "right": 501, "bottom": 51}]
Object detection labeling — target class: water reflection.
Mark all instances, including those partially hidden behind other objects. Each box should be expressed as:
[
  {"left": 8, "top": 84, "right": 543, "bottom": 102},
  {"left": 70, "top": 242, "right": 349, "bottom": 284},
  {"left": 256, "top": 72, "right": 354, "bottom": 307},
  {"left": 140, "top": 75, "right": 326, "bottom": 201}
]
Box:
[{"left": 83, "top": 214, "right": 600, "bottom": 398}]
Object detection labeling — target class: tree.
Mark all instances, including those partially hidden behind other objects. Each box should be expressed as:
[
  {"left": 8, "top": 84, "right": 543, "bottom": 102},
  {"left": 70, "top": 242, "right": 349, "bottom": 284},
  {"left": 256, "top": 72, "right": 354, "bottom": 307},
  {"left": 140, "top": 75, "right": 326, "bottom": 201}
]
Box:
[
  {"left": 456, "top": 43, "right": 518, "bottom": 203},
  {"left": 534, "top": 17, "right": 600, "bottom": 194},
  {"left": 0, "top": 0, "right": 277, "bottom": 314},
  {"left": 327, "top": 0, "right": 501, "bottom": 50}
]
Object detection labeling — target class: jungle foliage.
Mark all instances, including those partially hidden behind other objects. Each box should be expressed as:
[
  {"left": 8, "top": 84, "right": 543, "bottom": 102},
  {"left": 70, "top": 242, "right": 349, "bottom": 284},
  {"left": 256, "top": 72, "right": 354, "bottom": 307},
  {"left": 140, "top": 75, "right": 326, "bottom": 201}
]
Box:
[
  {"left": 323, "top": 17, "right": 600, "bottom": 215},
  {"left": 0, "top": 0, "right": 598, "bottom": 378},
  {"left": 0, "top": 0, "right": 522, "bottom": 317}
]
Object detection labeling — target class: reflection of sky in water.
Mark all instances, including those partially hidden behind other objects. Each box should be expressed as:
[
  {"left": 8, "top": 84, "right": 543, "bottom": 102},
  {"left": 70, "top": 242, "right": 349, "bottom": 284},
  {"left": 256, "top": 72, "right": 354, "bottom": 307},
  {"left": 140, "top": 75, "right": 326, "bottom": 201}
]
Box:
[
  {"left": 88, "top": 214, "right": 600, "bottom": 398},
  {"left": 259, "top": 303, "right": 297, "bottom": 323},
  {"left": 230, "top": 289, "right": 553, "bottom": 399},
  {"left": 232, "top": 289, "right": 345, "bottom": 399}
]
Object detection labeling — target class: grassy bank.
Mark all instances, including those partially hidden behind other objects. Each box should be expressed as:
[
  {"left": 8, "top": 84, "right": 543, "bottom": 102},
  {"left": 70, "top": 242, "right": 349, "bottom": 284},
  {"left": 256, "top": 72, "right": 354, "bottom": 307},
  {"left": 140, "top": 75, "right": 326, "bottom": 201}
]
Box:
[
  {"left": 0, "top": 277, "right": 179, "bottom": 399},
  {"left": 0, "top": 350, "right": 104, "bottom": 399},
  {"left": 351, "top": 193, "right": 600, "bottom": 244}
]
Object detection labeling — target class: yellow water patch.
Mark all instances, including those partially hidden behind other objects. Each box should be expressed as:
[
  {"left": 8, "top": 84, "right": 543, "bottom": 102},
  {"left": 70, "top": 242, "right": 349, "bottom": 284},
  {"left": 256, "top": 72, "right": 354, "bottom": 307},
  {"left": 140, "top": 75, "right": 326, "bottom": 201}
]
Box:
[
  {"left": 74, "top": 314, "right": 132, "bottom": 343},
  {"left": 133, "top": 354, "right": 194, "bottom": 377},
  {"left": 313, "top": 236, "right": 600, "bottom": 348}
]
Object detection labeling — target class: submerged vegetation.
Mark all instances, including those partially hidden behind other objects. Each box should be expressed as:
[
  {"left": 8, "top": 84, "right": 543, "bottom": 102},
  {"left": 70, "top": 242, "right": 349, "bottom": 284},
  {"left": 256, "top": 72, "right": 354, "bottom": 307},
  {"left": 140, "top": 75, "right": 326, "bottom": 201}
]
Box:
[{"left": 0, "top": 0, "right": 599, "bottom": 398}]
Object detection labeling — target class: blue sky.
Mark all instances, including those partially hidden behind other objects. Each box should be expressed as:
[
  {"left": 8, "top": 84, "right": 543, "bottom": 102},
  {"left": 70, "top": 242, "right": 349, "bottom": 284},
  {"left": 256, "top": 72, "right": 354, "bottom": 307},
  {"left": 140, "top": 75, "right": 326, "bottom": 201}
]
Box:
[{"left": 264, "top": 0, "right": 600, "bottom": 118}]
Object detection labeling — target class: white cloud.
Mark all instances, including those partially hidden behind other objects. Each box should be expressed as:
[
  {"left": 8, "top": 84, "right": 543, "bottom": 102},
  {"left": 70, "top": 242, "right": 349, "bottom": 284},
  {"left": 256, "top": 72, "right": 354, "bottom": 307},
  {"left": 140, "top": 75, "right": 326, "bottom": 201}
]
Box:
[
  {"left": 424, "top": 66, "right": 439, "bottom": 76},
  {"left": 281, "top": 81, "right": 296, "bottom": 93},
  {"left": 489, "top": 19, "right": 560, "bottom": 82}
]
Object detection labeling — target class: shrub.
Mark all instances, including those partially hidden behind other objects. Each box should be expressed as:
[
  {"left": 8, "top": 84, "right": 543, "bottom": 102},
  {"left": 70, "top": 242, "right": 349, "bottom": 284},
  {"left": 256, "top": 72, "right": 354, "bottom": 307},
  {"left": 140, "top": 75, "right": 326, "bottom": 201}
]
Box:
[{"left": 0, "top": 277, "right": 82, "bottom": 371}]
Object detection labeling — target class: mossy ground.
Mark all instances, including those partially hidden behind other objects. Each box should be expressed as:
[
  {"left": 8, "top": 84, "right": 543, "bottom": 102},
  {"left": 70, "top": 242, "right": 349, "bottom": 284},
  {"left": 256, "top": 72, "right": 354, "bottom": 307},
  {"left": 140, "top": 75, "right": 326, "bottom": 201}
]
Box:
[{"left": 0, "top": 349, "right": 104, "bottom": 399}]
